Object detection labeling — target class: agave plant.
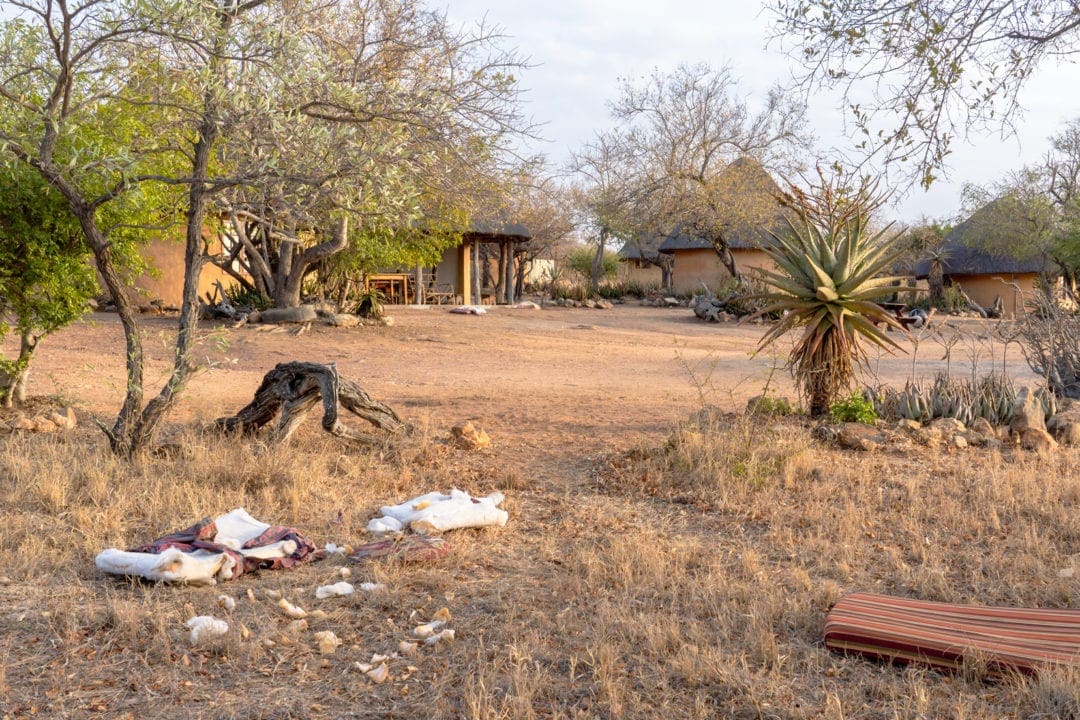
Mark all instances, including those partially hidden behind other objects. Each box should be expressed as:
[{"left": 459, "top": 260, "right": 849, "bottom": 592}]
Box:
[{"left": 752, "top": 172, "right": 912, "bottom": 416}]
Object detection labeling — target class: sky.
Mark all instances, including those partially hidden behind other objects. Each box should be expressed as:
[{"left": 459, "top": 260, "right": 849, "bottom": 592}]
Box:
[{"left": 441, "top": 0, "right": 1080, "bottom": 224}]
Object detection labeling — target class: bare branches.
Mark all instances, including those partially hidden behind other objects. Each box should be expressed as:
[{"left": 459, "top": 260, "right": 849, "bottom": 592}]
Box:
[{"left": 771, "top": 0, "right": 1080, "bottom": 188}]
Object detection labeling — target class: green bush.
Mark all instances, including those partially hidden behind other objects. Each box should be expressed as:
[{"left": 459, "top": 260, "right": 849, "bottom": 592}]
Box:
[
  {"left": 223, "top": 283, "right": 272, "bottom": 310},
  {"left": 829, "top": 393, "right": 878, "bottom": 425},
  {"left": 566, "top": 247, "right": 619, "bottom": 284},
  {"left": 748, "top": 395, "right": 796, "bottom": 417}
]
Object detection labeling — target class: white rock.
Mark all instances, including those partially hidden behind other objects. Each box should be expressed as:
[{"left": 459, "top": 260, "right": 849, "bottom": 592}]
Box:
[
  {"left": 277, "top": 598, "right": 307, "bottom": 619},
  {"left": 314, "top": 630, "right": 342, "bottom": 655},
  {"left": 358, "top": 582, "right": 386, "bottom": 592},
  {"left": 365, "top": 664, "right": 389, "bottom": 684},
  {"left": 424, "top": 628, "right": 455, "bottom": 646},
  {"left": 217, "top": 595, "right": 236, "bottom": 612},
  {"left": 412, "top": 620, "right": 446, "bottom": 639}
]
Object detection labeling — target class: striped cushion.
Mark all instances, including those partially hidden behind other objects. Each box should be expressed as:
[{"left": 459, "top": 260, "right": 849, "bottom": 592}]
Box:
[{"left": 824, "top": 592, "right": 1080, "bottom": 674}]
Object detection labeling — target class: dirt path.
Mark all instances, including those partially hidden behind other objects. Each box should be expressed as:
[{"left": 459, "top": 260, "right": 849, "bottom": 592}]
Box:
[{"left": 25, "top": 305, "right": 1036, "bottom": 465}]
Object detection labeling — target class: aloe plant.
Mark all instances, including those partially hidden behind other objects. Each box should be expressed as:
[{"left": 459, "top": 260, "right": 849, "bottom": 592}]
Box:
[{"left": 752, "top": 173, "right": 911, "bottom": 416}]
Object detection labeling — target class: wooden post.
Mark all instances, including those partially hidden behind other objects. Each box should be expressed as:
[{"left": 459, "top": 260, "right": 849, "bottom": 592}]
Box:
[
  {"left": 503, "top": 240, "right": 516, "bottom": 304},
  {"left": 459, "top": 242, "right": 472, "bottom": 305},
  {"left": 471, "top": 239, "right": 482, "bottom": 305}
]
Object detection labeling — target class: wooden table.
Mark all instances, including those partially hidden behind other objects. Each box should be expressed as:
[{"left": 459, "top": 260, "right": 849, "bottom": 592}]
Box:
[{"left": 364, "top": 273, "right": 411, "bottom": 304}]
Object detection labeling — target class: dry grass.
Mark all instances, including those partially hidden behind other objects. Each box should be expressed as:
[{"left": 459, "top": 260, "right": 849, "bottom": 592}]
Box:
[{"left": 0, "top": 405, "right": 1078, "bottom": 719}]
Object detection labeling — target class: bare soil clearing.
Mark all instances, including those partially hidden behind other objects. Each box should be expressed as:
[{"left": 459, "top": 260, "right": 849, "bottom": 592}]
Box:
[{"left": 0, "top": 306, "right": 1073, "bottom": 720}]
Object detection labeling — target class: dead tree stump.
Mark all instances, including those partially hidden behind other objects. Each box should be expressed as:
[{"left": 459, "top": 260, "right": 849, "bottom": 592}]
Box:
[{"left": 216, "top": 362, "right": 408, "bottom": 444}]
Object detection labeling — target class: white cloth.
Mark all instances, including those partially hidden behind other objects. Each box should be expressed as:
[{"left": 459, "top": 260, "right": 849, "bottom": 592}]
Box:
[
  {"left": 373, "top": 489, "right": 509, "bottom": 535},
  {"left": 95, "top": 508, "right": 296, "bottom": 585}
]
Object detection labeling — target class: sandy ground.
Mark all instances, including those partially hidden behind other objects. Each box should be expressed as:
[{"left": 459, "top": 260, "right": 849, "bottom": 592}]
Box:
[{"left": 23, "top": 304, "right": 1037, "bottom": 468}]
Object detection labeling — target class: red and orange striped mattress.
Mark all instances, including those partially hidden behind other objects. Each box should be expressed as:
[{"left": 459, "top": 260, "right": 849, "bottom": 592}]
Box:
[{"left": 824, "top": 592, "right": 1080, "bottom": 674}]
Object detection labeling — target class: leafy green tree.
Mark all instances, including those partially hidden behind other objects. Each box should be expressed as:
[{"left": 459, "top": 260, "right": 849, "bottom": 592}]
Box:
[
  {"left": 569, "top": 131, "right": 638, "bottom": 294},
  {"left": 0, "top": 0, "right": 527, "bottom": 455},
  {"left": 0, "top": 166, "right": 97, "bottom": 407},
  {"left": 566, "top": 246, "right": 619, "bottom": 287},
  {"left": 752, "top": 172, "right": 909, "bottom": 416},
  {"left": 773, "top": 0, "right": 1080, "bottom": 188}
]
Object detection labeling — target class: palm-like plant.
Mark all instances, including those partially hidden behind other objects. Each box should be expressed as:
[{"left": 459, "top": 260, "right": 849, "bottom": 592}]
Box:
[{"left": 752, "top": 173, "right": 911, "bottom": 416}]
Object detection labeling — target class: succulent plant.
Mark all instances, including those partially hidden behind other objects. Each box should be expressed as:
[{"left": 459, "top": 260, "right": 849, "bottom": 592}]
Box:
[{"left": 752, "top": 172, "right": 910, "bottom": 416}]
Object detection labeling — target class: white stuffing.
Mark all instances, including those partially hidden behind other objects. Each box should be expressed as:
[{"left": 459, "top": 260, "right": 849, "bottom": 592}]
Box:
[
  {"left": 187, "top": 616, "right": 228, "bottom": 645},
  {"left": 95, "top": 509, "right": 296, "bottom": 585},
  {"left": 315, "top": 581, "right": 355, "bottom": 599},
  {"left": 374, "top": 489, "right": 509, "bottom": 535}
]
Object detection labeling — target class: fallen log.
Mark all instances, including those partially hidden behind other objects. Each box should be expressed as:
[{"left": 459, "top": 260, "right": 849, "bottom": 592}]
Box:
[{"left": 216, "top": 361, "right": 408, "bottom": 444}]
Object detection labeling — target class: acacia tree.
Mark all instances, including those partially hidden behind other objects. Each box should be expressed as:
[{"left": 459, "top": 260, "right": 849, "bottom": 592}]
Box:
[
  {"left": 773, "top": 0, "right": 1080, "bottom": 188},
  {"left": 609, "top": 63, "right": 811, "bottom": 282},
  {"left": 0, "top": 0, "right": 526, "bottom": 455},
  {"left": 569, "top": 131, "right": 639, "bottom": 295},
  {"left": 207, "top": 3, "right": 527, "bottom": 309},
  {"left": 959, "top": 120, "right": 1080, "bottom": 297}
]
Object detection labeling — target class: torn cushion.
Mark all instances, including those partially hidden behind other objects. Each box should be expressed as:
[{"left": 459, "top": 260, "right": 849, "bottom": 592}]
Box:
[{"left": 96, "top": 508, "right": 316, "bottom": 585}]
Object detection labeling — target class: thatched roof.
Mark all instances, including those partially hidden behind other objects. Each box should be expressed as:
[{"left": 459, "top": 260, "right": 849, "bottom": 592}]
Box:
[
  {"left": 465, "top": 221, "right": 531, "bottom": 242},
  {"left": 911, "top": 201, "right": 1051, "bottom": 278},
  {"left": 618, "top": 231, "right": 666, "bottom": 262},
  {"left": 657, "top": 157, "right": 787, "bottom": 254}
]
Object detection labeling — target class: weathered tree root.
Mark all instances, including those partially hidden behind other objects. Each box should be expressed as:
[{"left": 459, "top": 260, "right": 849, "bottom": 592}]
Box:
[{"left": 216, "top": 361, "right": 408, "bottom": 444}]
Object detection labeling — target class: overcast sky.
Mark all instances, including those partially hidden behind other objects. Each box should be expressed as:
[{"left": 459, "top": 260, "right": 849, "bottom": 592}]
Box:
[{"left": 442, "top": 0, "right": 1080, "bottom": 224}]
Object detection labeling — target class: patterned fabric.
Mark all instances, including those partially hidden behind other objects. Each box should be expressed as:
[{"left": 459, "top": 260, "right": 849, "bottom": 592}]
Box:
[
  {"left": 131, "top": 516, "right": 317, "bottom": 580},
  {"left": 825, "top": 592, "right": 1080, "bottom": 675},
  {"left": 348, "top": 535, "right": 451, "bottom": 563}
]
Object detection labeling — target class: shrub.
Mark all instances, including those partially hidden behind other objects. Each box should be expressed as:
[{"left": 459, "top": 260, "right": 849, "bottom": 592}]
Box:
[
  {"left": 223, "top": 283, "right": 272, "bottom": 310},
  {"left": 829, "top": 393, "right": 878, "bottom": 424}
]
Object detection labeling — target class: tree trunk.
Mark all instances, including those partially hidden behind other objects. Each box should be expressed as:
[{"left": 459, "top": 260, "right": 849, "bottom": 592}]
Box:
[
  {"left": 590, "top": 231, "right": 607, "bottom": 296},
  {"left": 514, "top": 252, "right": 526, "bottom": 299},
  {"left": 928, "top": 260, "right": 944, "bottom": 306},
  {"left": 1, "top": 330, "right": 38, "bottom": 408},
  {"left": 216, "top": 361, "right": 408, "bottom": 444},
  {"left": 471, "top": 239, "right": 482, "bottom": 304},
  {"left": 495, "top": 241, "right": 507, "bottom": 303},
  {"left": 503, "top": 242, "right": 516, "bottom": 304}
]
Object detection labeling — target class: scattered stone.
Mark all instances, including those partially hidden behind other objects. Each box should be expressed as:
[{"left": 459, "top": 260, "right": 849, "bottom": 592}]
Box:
[
  {"left": 583, "top": 299, "right": 597, "bottom": 309},
  {"left": 314, "top": 630, "right": 342, "bottom": 655},
  {"left": 595, "top": 299, "right": 613, "bottom": 309},
  {"left": 929, "top": 417, "right": 966, "bottom": 435},
  {"left": 951, "top": 434, "right": 968, "bottom": 449},
  {"left": 513, "top": 301, "right": 540, "bottom": 310},
  {"left": 1051, "top": 421, "right": 1080, "bottom": 446},
  {"left": 968, "top": 417, "right": 995, "bottom": 438},
  {"left": 663, "top": 297, "right": 681, "bottom": 307},
  {"left": 1047, "top": 405, "right": 1080, "bottom": 446},
  {"left": 258, "top": 306, "right": 318, "bottom": 324},
  {"left": 893, "top": 419, "right": 922, "bottom": 433},
  {"left": 914, "top": 427, "right": 942, "bottom": 448},
  {"left": 1020, "top": 427, "right": 1057, "bottom": 453},
  {"left": 1010, "top": 386, "right": 1047, "bottom": 435},
  {"left": 716, "top": 312, "right": 735, "bottom": 322},
  {"left": 379, "top": 316, "right": 395, "bottom": 327},
  {"left": 325, "top": 313, "right": 360, "bottom": 328},
  {"left": 835, "top": 423, "right": 888, "bottom": 451},
  {"left": 451, "top": 421, "right": 490, "bottom": 450}
]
